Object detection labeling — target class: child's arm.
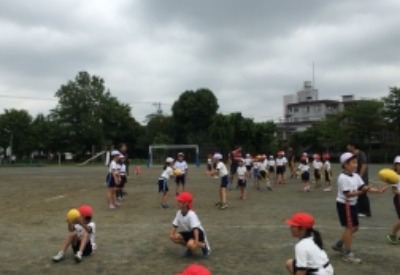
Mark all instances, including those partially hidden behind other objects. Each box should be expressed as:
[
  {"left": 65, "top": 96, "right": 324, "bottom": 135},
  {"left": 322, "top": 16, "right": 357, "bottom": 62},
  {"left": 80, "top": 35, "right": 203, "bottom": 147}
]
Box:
[
  {"left": 76, "top": 217, "right": 92, "bottom": 234},
  {"left": 343, "top": 185, "right": 369, "bottom": 198},
  {"left": 392, "top": 186, "right": 400, "bottom": 195},
  {"left": 364, "top": 184, "right": 387, "bottom": 193},
  {"left": 192, "top": 228, "right": 201, "bottom": 245},
  {"left": 169, "top": 225, "right": 178, "bottom": 241},
  {"left": 294, "top": 270, "right": 307, "bottom": 275}
]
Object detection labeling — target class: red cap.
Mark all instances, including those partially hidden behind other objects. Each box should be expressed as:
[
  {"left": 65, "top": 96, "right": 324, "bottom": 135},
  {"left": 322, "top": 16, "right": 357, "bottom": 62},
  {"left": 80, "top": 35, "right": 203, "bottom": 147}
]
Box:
[
  {"left": 322, "top": 153, "right": 330, "bottom": 160},
  {"left": 175, "top": 192, "right": 193, "bottom": 209},
  {"left": 78, "top": 204, "right": 93, "bottom": 217},
  {"left": 177, "top": 264, "right": 211, "bottom": 275},
  {"left": 285, "top": 212, "right": 315, "bottom": 229}
]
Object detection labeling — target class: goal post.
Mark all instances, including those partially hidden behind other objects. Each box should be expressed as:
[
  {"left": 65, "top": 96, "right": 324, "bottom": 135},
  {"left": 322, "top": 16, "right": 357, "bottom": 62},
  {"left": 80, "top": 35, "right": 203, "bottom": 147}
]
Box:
[{"left": 148, "top": 144, "right": 200, "bottom": 167}]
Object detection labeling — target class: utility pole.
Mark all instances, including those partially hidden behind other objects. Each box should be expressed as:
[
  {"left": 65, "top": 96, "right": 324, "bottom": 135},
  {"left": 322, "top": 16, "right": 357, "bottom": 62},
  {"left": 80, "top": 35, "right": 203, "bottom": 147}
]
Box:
[{"left": 153, "top": 102, "right": 163, "bottom": 115}]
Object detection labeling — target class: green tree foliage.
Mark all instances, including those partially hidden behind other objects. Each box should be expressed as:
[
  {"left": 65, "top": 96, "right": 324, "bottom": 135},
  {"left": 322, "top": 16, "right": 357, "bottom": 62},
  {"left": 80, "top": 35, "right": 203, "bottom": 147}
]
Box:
[
  {"left": 0, "top": 109, "right": 33, "bottom": 157},
  {"left": 145, "top": 114, "right": 174, "bottom": 144},
  {"left": 51, "top": 71, "right": 141, "bottom": 156},
  {"left": 172, "top": 88, "right": 219, "bottom": 143},
  {"left": 209, "top": 114, "right": 234, "bottom": 153},
  {"left": 382, "top": 87, "right": 400, "bottom": 145}
]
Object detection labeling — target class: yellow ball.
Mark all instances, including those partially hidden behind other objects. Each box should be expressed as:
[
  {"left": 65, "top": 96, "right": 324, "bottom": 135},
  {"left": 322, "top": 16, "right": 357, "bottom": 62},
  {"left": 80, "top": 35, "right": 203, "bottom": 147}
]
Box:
[
  {"left": 378, "top": 168, "right": 399, "bottom": 185},
  {"left": 173, "top": 169, "right": 183, "bottom": 176},
  {"left": 66, "top": 208, "right": 81, "bottom": 224}
]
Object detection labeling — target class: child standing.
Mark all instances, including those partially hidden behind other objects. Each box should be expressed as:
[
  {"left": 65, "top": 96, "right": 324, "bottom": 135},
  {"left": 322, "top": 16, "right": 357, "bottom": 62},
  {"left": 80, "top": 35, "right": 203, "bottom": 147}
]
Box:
[
  {"left": 268, "top": 155, "right": 276, "bottom": 179},
  {"left": 386, "top": 156, "right": 400, "bottom": 244},
  {"left": 275, "top": 151, "right": 285, "bottom": 187},
  {"left": 158, "top": 157, "right": 175, "bottom": 209},
  {"left": 52, "top": 205, "right": 96, "bottom": 263},
  {"left": 174, "top": 152, "right": 188, "bottom": 195},
  {"left": 169, "top": 192, "right": 210, "bottom": 257},
  {"left": 244, "top": 153, "right": 253, "bottom": 178},
  {"left": 236, "top": 158, "right": 248, "bottom": 199},
  {"left": 332, "top": 152, "right": 386, "bottom": 263},
  {"left": 298, "top": 157, "right": 310, "bottom": 192},
  {"left": 252, "top": 156, "right": 260, "bottom": 188},
  {"left": 312, "top": 154, "right": 323, "bottom": 188},
  {"left": 208, "top": 153, "right": 229, "bottom": 210},
  {"left": 106, "top": 150, "right": 121, "bottom": 209},
  {"left": 284, "top": 212, "right": 334, "bottom": 275},
  {"left": 116, "top": 155, "right": 127, "bottom": 201},
  {"left": 259, "top": 155, "right": 272, "bottom": 191},
  {"left": 322, "top": 154, "right": 332, "bottom": 192}
]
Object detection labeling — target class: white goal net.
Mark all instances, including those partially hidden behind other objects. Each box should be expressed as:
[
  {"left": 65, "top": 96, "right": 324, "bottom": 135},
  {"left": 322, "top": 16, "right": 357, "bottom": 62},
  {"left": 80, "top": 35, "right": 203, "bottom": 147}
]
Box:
[{"left": 148, "top": 144, "right": 200, "bottom": 167}]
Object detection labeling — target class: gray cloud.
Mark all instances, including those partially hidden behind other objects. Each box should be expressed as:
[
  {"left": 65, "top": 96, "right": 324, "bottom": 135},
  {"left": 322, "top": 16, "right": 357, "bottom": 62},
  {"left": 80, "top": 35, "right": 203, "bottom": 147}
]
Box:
[{"left": 1, "top": 0, "right": 400, "bottom": 123}]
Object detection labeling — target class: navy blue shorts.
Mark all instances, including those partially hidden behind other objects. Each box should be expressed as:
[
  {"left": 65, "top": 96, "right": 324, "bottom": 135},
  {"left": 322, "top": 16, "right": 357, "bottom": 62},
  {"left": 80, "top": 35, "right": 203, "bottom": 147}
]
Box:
[
  {"left": 259, "top": 170, "right": 267, "bottom": 179},
  {"left": 179, "top": 228, "right": 205, "bottom": 243},
  {"left": 394, "top": 195, "right": 400, "bottom": 219},
  {"left": 301, "top": 171, "right": 310, "bottom": 181},
  {"left": 106, "top": 173, "right": 116, "bottom": 188},
  {"left": 253, "top": 169, "right": 260, "bottom": 178},
  {"left": 314, "top": 169, "right": 321, "bottom": 180},
  {"left": 269, "top": 166, "right": 275, "bottom": 173},
  {"left": 325, "top": 170, "right": 332, "bottom": 181},
  {"left": 158, "top": 178, "right": 169, "bottom": 193},
  {"left": 336, "top": 201, "right": 359, "bottom": 227},
  {"left": 276, "top": 166, "right": 284, "bottom": 174},
  {"left": 175, "top": 174, "right": 186, "bottom": 185},
  {"left": 238, "top": 179, "right": 247, "bottom": 187},
  {"left": 72, "top": 240, "right": 93, "bottom": 256},
  {"left": 245, "top": 165, "right": 252, "bottom": 172},
  {"left": 120, "top": 175, "right": 127, "bottom": 188},
  {"left": 220, "top": 175, "right": 229, "bottom": 188}
]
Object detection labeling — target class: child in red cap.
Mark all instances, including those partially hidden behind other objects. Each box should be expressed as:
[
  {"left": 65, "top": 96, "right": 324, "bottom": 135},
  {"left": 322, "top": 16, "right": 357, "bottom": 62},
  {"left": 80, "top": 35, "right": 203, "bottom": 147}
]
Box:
[
  {"left": 177, "top": 264, "right": 211, "bottom": 275},
  {"left": 169, "top": 192, "right": 211, "bottom": 257},
  {"left": 285, "top": 212, "right": 334, "bottom": 275}
]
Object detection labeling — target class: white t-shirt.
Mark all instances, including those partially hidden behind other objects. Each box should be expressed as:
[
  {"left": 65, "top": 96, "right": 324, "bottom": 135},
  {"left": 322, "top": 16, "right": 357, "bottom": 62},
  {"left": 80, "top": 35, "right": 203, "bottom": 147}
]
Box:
[
  {"left": 295, "top": 237, "right": 333, "bottom": 275},
  {"left": 173, "top": 160, "right": 188, "bottom": 174},
  {"left": 313, "top": 160, "right": 323, "bottom": 170},
  {"left": 216, "top": 162, "right": 228, "bottom": 177},
  {"left": 74, "top": 221, "right": 96, "bottom": 250},
  {"left": 172, "top": 210, "right": 210, "bottom": 249},
  {"left": 109, "top": 160, "right": 118, "bottom": 173},
  {"left": 282, "top": 157, "right": 288, "bottom": 165},
  {"left": 236, "top": 166, "right": 247, "bottom": 180},
  {"left": 323, "top": 161, "right": 331, "bottom": 172},
  {"left": 244, "top": 157, "right": 252, "bottom": 166},
  {"left": 120, "top": 163, "right": 126, "bottom": 175},
  {"left": 160, "top": 166, "right": 174, "bottom": 179},
  {"left": 268, "top": 159, "right": 275, "bottom": 167},
  {"left": 336, "top": 172, "right": 365, "bottom": 205},
  {"left": 276, "top": 157, "right": 285, "bottom": 166},
  {"left": 253, "top": 161, "right": 260, "bottom": 170},
  {"left": 298, "top": 163, "right": 310, "bottom": 172},
  {"left": 259, "top": 160, "right": 267, "bottom": 171}
]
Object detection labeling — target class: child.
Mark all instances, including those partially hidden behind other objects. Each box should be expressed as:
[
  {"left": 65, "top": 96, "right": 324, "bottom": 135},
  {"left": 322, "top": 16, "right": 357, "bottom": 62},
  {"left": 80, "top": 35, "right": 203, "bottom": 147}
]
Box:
[
  {"left": 312, "top": 154, "right": 323, "bottom": 188},
  {"left": 174, "top": 152, "right": 188, "bottom": 195},
  {"left": 206, "top": 154, "right": 213, "bottom": 172},
  {"left": 298, "top": 157, "right": 310, "bottom": 192},
  {"left": 275, "top": 151, "right": 286, "bottom": 187},
  {"left": 236, "top": 158, "right": 248, "bottom": 199},
  {"left": 116, "top": 155, "right": 127, "bottom": 201},
  {"left": 332, "top": 152, "right": 386, "bottom": 263},
  {"left": 158, "top": 157, "right": 175, "bottom": 209},
  {"left": 386, "top": 156, "right": 400, "bottom": 244},
  {"left": 285, "top": 212, "right": 334, "bottom": 275},
  {"left": 252, "top": 156, "right": 260, "bottom": 188},
  {"left": 258, "top": 155, "right": 272, "bottom": 191},
  {"left": 169, "top": 192, "right": 210, "bottom": 257},
  {"left": 244, "top": 153, "right": 253, "bottom": 178},
  {"left": 106, "top": 150, "right": 121, "bottom": 209},
  {"left": 208, "top": 153, "right": 229, "bottom": 210},
  {"left": 322, "top": 154, "right": 332, "bottom": 192},
  {"left": 268, "top": 155, "right": 276, "bottom": 179},
  {"left": 52, "top": 205, "right": 96, "bottom": 263}
]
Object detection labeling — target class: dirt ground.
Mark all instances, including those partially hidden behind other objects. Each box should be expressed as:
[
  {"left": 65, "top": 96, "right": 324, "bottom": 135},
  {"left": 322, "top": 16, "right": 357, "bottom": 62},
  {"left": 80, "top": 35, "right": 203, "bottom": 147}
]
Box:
[{"left": 0, "top": 163, "right": 399, "bottom": 275}]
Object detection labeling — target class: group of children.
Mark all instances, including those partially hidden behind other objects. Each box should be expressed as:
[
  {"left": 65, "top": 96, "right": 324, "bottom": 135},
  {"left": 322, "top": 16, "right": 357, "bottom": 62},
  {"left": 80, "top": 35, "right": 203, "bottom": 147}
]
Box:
[
  {"left": 297, "top": 153, "right": 333, "bottom": 192},
  {"left": 106, "top": 149, "right": 128, "bottom": 209},
  {"left": 51, "top": 147, "right": 400, "bottom": 274}
]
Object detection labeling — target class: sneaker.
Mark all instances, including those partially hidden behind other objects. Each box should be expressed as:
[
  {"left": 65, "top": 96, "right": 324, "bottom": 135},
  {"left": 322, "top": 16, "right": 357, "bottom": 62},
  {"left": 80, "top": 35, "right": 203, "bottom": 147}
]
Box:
[
  {"left": 358, "top": 213, "right": 366, "bottom": 218},
  {"left": 386, "top": 234, "right": 399, "bottom": 244},
  {"left": 215, "top": 202, "right": 222, "bottom": 206},
  {"left": 323, "top": 187, "right": 331, "bottom": 192},
  {"left": 108, "top": 204, "right": 116, "bottom": 209},
  {"left": 331, "top": 244, "right": 343, "bottom": 253},
  {"left": 267, "top": 186, "right": 272, "bottom": 191},
  {"left": 202, "top": 244, "right": 210, "bottom": 257},
  {"left": 160, "top": 204, "right": 169, "bottom": 209},
  {"left": 52, "top": 251, "right": 64, "bottom": 262},
  {"left": 219, "top": 204, "right": 228, "bottom": 210},
  {"left": 182, "top": 249, "right": 193, "bottom": 257},
  {"left": 74, "top": 251, "right": 82, "bottom": 263},
  {"left": 342, "top": 252, "right": 362, "bottom": 264}
]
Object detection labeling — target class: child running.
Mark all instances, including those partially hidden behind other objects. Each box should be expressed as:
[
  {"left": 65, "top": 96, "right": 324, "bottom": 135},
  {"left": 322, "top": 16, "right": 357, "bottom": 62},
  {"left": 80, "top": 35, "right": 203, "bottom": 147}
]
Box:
[
  {"left": 52, "top": 204, "right": 96, "bottom": 263},
  {"left": 386, "top": 156, "right": 400, "bottom": 244},
  {"left": 169, "top": 192, "right": 210, "bottom": 257},
  {"left": 208, "top": 153, "right": 229, "bottom": 210},
  {"left": 236, "top": 158, "right": 248, "bottom": 199},
  {"left": 173, "top": 152, "right": 188, "bottom": 195},
  {"left": 322, "top": 154, "right": 332, "bottom": 192},
  {"left": 332, "top": 152, "right": 386, "bottom": 263},
  {"left": 259, "top": 154, "right": 272, "bottom": 191},
  {"left": 285, "top": 212, "right": 334, "bottom": 274},
  {"left": 158, "top": 157, "right": 175, "bottom": 209}
]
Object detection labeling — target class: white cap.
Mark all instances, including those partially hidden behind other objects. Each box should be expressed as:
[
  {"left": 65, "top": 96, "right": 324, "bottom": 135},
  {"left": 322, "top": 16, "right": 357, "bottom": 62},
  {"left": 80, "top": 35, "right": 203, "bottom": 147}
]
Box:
[
  {"left": 166, "top": 157, "right": 174, "bottom": 163},
  {"left": 394, "top": 156, "right": 400, "bottom": 163},
  {"left": 340, "top": 152, "right": 354, "bottom": 164},
  {"left": 119, "top": 154, "right": 125, "bottom": 158},
  {"left": 111, "top": 150, "right": 121, "bottom": 156},
  {"left": 213, "top": 153, "right": 223, "bottom": 160}
]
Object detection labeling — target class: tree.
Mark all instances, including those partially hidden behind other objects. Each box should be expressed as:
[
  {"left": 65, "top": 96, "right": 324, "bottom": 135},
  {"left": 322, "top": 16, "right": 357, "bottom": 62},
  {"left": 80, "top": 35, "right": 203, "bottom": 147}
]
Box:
[
  {"left": 382, "top": 87, "right": 400, "bottom": 147},
  {"left": 209, "top": 114, "right": 234, "bottom": 153},
  {"left": 51, "top": 71, "right": 141, "bottom": 156},
  {"left": 0, "top": 109, "right": 33, "bottom": 157},
  {"left": 172, "top": 88, "right": 219, "bottom": 143}
]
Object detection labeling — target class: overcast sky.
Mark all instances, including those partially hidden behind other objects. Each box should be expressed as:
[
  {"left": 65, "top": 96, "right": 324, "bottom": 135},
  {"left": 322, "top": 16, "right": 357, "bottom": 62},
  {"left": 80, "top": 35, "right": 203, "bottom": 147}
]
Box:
[{"left": 1, "top": 0, "right": 400, "bottom": 124}]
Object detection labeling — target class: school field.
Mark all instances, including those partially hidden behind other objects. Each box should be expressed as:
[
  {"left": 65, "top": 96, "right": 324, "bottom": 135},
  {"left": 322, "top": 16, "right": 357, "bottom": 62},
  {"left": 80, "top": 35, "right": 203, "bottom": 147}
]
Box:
[{"left": 0, "top": 163, "right": 399, "bottom": 275}]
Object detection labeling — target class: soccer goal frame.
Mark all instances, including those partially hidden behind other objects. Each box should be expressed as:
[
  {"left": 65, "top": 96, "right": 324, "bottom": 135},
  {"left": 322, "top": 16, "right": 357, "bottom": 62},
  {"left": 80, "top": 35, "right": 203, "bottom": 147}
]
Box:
[{"left": 148, "top": 144, "right": 200, "bottom": 167}]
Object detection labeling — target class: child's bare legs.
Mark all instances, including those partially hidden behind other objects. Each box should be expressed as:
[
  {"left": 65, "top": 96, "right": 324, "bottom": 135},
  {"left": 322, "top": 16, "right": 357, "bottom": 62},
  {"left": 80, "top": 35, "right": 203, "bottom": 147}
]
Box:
[
  {"left": 341, "top": 226, "right": 358, "bottom": 252},
  {"left": 170, "top": 233, "right": 186, "bottom": 246},
  {"left": 107, "top": 188, "right": 116, "bottom": 208},
  {"left": 61, "top": 231, "right": 78, "bottom": 253},
  {"left": 169, "top": 234, "right": 205, "bottom": 254},
  {"left": 274, "top": 174, "right": 281, "bottom": 187},
  {"left": 285, "top": 259, "right": 294, "bottom": 274},
  {"left": 391, "top": 220, "right": 400, "bottom": 236},
  {"left": 161, "top": 191, "right": 169, "bottom": 207},
  {"left": 240, "top": 186, "right": 246, "bottom": 199},
  {"left": 220, "top": 187, "right": 227, "bottom": 203}
]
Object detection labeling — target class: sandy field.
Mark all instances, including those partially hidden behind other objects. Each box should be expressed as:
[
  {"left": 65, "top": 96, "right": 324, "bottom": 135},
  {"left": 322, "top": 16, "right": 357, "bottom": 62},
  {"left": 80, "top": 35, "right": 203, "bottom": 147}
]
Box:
[{"left": 0, "top": 163, "right": 399, "bottom": 275}]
